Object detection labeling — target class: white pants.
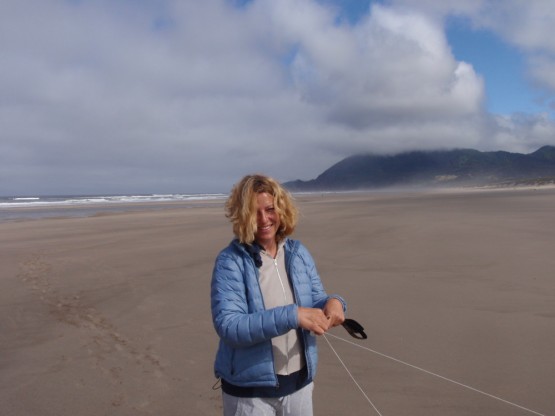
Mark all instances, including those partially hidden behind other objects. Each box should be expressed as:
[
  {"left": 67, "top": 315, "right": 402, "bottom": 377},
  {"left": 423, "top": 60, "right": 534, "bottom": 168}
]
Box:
[{"left": 222, "top": 382, "right": 314, "bottom": 416}]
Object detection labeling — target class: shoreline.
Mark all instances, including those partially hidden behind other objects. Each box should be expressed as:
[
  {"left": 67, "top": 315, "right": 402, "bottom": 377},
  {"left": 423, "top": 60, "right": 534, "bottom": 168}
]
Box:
[
  {"left": 0, "top": 198, "right": 227, "bottom": 222},
  {"left": 3, "top": 183, "right": 555, "bottom": 223}
]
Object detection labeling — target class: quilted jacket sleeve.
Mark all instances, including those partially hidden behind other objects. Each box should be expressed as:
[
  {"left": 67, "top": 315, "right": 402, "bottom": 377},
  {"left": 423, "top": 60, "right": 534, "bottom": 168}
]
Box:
[{"left": 211, "top": 250, "right": 299, "bottom": 348}]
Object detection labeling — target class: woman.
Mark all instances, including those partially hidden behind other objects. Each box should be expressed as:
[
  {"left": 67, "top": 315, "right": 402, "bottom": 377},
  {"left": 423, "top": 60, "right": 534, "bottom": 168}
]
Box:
[{"left": 211, "top": 174, "right": 346, "bottom": 415}]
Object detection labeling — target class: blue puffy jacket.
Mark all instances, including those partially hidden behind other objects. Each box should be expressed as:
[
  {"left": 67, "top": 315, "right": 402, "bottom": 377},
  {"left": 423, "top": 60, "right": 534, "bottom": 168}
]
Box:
[{"left": 211, "top": 238, "right": 346, "bottom": 387}]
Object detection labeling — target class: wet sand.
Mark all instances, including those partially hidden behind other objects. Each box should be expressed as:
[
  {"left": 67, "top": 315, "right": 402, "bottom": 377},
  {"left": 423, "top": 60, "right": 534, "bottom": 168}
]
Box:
[{"left": 1, "top": 188, "right": 554, "bottom": 415}]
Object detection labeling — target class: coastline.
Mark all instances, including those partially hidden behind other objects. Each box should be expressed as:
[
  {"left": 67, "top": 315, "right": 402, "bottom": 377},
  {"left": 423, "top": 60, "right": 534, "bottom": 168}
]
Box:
[
  {"left": 3, "top": 183, "right": 555, "bottom": 223},
  {"left": 1, "top": 187, "right": 554, "bottom": 415},
  {"left": 0, "top": 197, "right": 227, "bottom": 222}
]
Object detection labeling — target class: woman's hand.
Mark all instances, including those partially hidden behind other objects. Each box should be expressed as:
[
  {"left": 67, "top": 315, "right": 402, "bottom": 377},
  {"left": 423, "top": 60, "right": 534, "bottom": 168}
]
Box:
[
  {"left": 298, "top": 307, "right": 331, "bottom": 335},
  {"left": 323, "top": 298, "right": 345, "bottom": 328},
  {"left": 298, "top": 298, "right": 345, "bottom": 335}
]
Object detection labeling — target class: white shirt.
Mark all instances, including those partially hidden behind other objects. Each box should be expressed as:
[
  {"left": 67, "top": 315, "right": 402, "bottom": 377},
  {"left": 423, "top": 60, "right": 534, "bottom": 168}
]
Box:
[{"left": 258, "top": 242, "right": 306, "bottom": 375}]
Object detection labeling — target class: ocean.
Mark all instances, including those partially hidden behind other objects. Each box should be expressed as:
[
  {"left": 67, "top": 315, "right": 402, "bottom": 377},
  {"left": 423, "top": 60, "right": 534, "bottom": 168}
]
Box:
[{"left": 0, "top": 193, "right": 228, "bottom": 222}]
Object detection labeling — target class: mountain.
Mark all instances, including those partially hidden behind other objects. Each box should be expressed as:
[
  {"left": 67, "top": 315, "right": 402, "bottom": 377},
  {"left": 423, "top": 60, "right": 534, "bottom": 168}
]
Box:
[{"left": 285, "top": 146, "right": 555, "bottom": 191}]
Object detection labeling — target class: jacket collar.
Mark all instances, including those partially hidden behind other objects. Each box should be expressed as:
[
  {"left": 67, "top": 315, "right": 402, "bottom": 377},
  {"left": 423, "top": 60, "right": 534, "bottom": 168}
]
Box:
[{"left": 232, "top": 238, "right": 297, "bottom": 269}]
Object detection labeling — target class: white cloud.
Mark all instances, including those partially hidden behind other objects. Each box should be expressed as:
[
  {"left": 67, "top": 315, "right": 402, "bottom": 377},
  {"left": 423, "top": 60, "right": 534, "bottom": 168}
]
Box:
[
  {"left": 391, "top": 0, "right": 555, "bottom": 97},
  {"left": 466, "top": 1, "right": 555, "bottom": 53},
  {"left": 0, "top": 0, "right": 554, "bottom": 195},
  {"left": 254, "top": 3, "right": 485, "bottom": 128},
  {"left": 487, "top": 113, "right": 555, "bottom": 153}
]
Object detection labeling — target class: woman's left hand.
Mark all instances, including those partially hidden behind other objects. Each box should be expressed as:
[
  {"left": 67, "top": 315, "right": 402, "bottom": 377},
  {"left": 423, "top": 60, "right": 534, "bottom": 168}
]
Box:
[{"left": 323, "top": 298, "right": 345, "bottom": 328}]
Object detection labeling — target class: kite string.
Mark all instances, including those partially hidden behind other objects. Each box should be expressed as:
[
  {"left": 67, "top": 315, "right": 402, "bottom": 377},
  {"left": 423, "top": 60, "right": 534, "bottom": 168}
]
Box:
[
  {"left": 322, "top": 333, "right": 383, "bottom": 416},
  {"left": 325, "top": 331, "right": 547, "bottom": 416}
]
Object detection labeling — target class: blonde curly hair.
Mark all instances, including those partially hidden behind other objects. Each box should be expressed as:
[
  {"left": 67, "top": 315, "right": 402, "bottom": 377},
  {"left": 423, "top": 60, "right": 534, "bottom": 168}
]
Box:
[{"left": 225, "top": 174, "right": 298, "bottom": 244}]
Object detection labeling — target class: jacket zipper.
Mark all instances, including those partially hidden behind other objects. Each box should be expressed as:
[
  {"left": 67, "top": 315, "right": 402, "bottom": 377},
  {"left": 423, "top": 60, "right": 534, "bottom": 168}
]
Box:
[
  {"left": 284, "top": 241, "right": 311, "bottom": 380},
  {"left": 274, "top": 257, "right": 290, "bottom": 375}
]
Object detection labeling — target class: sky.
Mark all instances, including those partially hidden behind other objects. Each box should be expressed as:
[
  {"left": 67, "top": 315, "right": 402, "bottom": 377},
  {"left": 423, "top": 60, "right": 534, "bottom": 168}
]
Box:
[{"left": 2, "top": 0, "right": 555, "bottom": 196}]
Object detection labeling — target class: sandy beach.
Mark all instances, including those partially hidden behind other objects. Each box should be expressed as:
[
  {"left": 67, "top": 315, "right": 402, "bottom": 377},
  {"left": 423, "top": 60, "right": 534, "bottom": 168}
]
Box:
[{"left": 1, "top": 188, "right": 554, "bottom": 416}]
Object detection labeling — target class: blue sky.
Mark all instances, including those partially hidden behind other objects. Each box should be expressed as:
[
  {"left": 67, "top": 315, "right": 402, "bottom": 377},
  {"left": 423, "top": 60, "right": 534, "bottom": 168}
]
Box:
[
  {"left": 446, "top": 17, "right": 542, "bottom": 115},
  {"left": 1, "top": 0, "right": 555, "bottom": 195}
]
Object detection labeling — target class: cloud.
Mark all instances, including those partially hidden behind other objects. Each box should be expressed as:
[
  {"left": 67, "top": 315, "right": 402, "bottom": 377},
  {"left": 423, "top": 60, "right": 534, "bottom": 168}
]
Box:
[
  {"left": 390, "top": 0, "right": 555, "bottom": 98},
  {"left": 291, "top": 5, "right": 484, "bottom": 127},
  {"left": 486, "top": 112, "right": 555, "bottom": 153},
  {"left": 249, "top": 1, "right": 487, "bottom": 153},
  {"left": 0, "top": 0, "right": 554, "bottom": 195}
]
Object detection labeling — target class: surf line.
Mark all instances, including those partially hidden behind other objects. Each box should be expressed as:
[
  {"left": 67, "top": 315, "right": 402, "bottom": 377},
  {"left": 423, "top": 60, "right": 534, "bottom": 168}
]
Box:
[{"left": 323, "top": 332, "right": 546, "bottom": 416}]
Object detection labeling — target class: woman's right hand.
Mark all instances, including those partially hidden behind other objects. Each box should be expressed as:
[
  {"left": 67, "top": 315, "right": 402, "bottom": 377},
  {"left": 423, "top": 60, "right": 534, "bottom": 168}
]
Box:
[{"left": 297, "top": 307, "right": 331, "bottom": 335}]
